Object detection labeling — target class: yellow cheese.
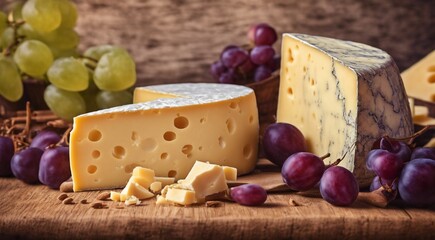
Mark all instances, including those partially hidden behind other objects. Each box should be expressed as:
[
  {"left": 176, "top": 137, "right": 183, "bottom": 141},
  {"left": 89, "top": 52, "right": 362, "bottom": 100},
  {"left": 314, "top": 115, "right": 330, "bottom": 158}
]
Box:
[
  {"left": 149, "top": 181, "right": 162, "bottom": 193},
  {"left": 277, "top": 34, "right": 413, "bottom": 186},
  {"left": 222, "top": 166, "right": 237, "bottom": 181},
  {"left": 154, "top": 176, "right": 175, "bottom": 187},
  {"left": 401, "top": 50, "right": 435, "bottom": 102},
  {"left": 124, "top": 196, "right": 141, "bottom": 206},
  {"left": 70, "top": 83, "right": 258, "bottom": 191},
  {"left": 120, "top": 179, "right": 154, "bottom": 200},
  {"left": 164, "top": 188, "right": 197, "bottom": 205},
  {"left": 132, "top": 167, "right": 155, "bottom": 181},
  {"left": 110, "top": 191, "right": 121, "bottom": 202}
]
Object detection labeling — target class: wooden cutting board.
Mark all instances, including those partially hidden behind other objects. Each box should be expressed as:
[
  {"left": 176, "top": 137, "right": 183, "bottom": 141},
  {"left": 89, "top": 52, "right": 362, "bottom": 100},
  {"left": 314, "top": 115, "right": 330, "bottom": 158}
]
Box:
[{"left": 1, "top": 161, "right": 434, "bottom": 239}]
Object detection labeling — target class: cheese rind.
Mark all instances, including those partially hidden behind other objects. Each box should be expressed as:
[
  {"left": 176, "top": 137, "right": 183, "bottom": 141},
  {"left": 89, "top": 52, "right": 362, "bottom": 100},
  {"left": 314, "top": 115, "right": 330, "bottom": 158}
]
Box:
[
  {"left": 70, "top": 83, "right": 259, "bottom": 191},
  {"left": 277, "top": 34, "right": 413, "bottom": 186}
]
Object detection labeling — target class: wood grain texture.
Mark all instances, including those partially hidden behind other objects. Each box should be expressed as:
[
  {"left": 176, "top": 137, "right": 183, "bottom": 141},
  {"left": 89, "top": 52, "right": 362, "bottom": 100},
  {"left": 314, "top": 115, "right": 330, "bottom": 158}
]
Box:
[
  {"left": 1, "top": 0, "right": 434, "bottom": 86},
  {"left": 0, "top": 177, "right": 434, "bottom": 240}
]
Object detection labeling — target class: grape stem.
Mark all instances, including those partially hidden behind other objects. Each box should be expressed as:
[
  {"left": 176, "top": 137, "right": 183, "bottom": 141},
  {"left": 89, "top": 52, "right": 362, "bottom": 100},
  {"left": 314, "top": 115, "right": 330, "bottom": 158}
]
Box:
[
  {"left": 385, "top": 125, "right": 433, "bottom": 146},
  {"left": 2, "top": 13, "right": 26, "bottom": 57},
  {"left": 326, "top": 143, "right": 356, "bottom": 167},
  {"left": 320, "top": 153, "right": 331, "bottom": 160}
]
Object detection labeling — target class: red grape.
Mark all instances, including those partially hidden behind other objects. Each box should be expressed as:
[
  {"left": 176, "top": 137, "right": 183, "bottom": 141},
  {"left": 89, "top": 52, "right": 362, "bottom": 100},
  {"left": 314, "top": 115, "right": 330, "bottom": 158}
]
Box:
[
  {"left": 281, "top": 152, "right": 325, "bottom": 191},
  {"left": 369, "top": 175, "right": 396, "bottom": 192},
  {"left": 253, "top": 65, "right": 272, "bottom": 82},
  {"left": 210, "top": 61, "right": 227, "bottom": 80},
  {"left": 0, "top": 136, "right": 14, "bottom": 177},
  {"left": 379, "top": 138, "right": 411, "bottom": 163},
  {"left": 252, "top": 23, "right": 277, "bottom": 46},
  {"left": 221, "top": 47, "right": 248, "bottom": 68},
  {"left": 238, "top": 58, "right": 256, "bottom": 77},
  {"left": 230, "top": 184, "right": 267, "bottom": 206},
  {"left": 398, "top": 158, "right": 435, "bottom": 207},
  {"left": 411, "top": 147, "right": 435, "bottom": 161},
  {"left": 218, "top": 70, "right": 236, "bottom": 84},
  {"left": 320, "top": 166, "right": 359, "bottom": 206},
  {"left": 30, "top": 129, "right": 61, "bottom": 150},
  {"left": 263, "top": 123, "right": 307, "bottom": 167},
  {"left": 250, "top": 46, "right": 275, "bottom": 65},
  {"left": 11, "top": 147, "right": 44, "bottom": 184},
  {"left": 39, "top": 146, "right": 71, "bottom": 189},
  {"left": 365, "top": 149, "right": 404, "bottom": 180}
]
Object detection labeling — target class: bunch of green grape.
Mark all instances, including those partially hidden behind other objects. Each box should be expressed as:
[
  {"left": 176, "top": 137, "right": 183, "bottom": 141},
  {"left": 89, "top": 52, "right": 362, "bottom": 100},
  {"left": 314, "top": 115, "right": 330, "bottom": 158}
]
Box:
[{"left": 0, "top": 0, "right": 136, "bottom": 121}]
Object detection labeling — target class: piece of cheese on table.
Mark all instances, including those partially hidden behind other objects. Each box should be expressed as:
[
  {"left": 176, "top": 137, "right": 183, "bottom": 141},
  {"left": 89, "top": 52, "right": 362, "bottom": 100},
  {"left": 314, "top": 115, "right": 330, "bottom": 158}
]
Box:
[
  {"left": 277, "top": 33, "right": 413, "bottom": 186},
  {"left": 70, "top": 83, "right": 258, "bottom": 191},
  {"left": 157, "top": 161, "right": 229, "bottom": 205},
  {"left": 401, "top": 50, "right": 435, "bottom": 102}
]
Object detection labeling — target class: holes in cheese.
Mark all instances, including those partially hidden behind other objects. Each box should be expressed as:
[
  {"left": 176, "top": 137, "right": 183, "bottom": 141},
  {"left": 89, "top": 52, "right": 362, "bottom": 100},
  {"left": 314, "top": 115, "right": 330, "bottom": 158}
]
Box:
[
  {"left": 429, "top": 65, "right": 435, "bottom": 72},
  {"left": 226, "top": 118, "right": 235, "bottom": 134},
  {"left": 174, "top": 116, "right": 189, "bottom": 129},
  {"left": 70, "top": 83, "right": 258, "bottom": 191},
  {"left": 428, "top": 74, "right": 435, "bottom": 83},
  {"left": 87, "top": 165, "right": 97, "bottom": 174},
  {"left": 124, "top": 163, "right": 141, "bottom": 174},
  {"left": 88, "top": 129, "right": 102, "bottom": 142},
  {"left": 163, "top": 131, "right": 176, "bottom": 141},
  {"left": 288, "top": 48, "right": 294, "bottom": 63},
  {"left": 168, "top": 170, "right": 177, "bottom": 178},
  {"left": 402, "top": 51, "right": 435, "bottom": 102},
  {"left": 112, "top": 146, "right": 126, "bottom": 159},
  {"left": 160, "top": 152, "right": 169, "bottom": 160},
  {"left": 243, "top": 145, "right": 253, "bottom": 159},
  {"left": 91, "top": 150, "right": 100, "bottom": 159},
  {"left": 181, "top": 144, "right": 193, "bottom": 155}
]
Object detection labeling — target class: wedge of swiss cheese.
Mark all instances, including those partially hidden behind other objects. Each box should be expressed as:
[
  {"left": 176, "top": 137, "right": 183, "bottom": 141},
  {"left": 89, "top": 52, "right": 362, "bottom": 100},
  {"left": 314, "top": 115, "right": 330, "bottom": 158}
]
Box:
[
  {"left": 70, "top": 83, "right": 258, "bottom": 191},
  {"left": 277, "top": 33, "right": 413, "bottom": 186}
]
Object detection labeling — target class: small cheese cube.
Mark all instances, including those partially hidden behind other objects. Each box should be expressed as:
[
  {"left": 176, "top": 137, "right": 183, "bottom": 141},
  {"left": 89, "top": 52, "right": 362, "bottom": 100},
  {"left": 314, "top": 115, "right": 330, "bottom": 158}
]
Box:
[
  {"left": 165, "top": 188, "right": 196, "bottom": 205},
  {"left": 124, "top": 196, "right": 141, "bottom": 206},
  {"left": 120, "top": 179, "right": 154, "bottom": 200},
  {"left": 110, "top": 191, "right": 121, "bottom": 202},
  {"left": 132, "top": 167, "right": 155, "bottom": 182},
  {"left": 149, "top": 181, "right": 162, "bottom": 193},
  {"left": 222, "top": 166, "right": 237, "bottom": 181}
]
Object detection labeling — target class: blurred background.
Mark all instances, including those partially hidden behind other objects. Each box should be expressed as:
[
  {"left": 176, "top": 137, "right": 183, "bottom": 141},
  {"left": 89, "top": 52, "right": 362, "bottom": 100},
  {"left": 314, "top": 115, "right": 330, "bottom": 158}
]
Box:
[{"left": 1, "top": 0, "right": 434, "bottom": 86}]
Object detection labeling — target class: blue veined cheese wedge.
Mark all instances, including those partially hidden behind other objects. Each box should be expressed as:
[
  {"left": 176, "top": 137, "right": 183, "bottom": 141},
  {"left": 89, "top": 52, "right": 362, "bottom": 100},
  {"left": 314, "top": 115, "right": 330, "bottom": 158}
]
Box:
[
  {"left": 277, "top": 33, "right": 413, "bottom": 186},
  {"left": 70, "top": 83, "right": 258, "bottom": 191}
]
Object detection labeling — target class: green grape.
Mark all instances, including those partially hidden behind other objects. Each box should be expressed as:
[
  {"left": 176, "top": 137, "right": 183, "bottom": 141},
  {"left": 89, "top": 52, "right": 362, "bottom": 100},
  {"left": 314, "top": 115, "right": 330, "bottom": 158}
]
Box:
[
  {"left": 22, "top": 0, "right": 61, "bottom": 33},
  {"left": 47, "top": 57, "right": 89, "bottom": 91},
  {"left": 11, "top": 1, "right": 25, "bottom": 21},
  {"left": 43, "top": 28, "right": 79, "bottom": 50},
  {"left": 84, "top": 45, "right": 120, "bottom": 61},
  {"left": 44, "top": 84, "right": 86, "bottom": 121},
  {"left": 0, "top": 57, "right": 23, "bottom": 102},
  {"left": 94, "top": 48, "right": 136, "bottom": 91},
  {"left": 13, "top": 40, "right": 53, "bottom": 77},
  {"left": 96, "top": 90, "right": 133, "bottom": 109},
  {"left": 0, "top": 11, "right": 7, "bottom": 36},
  {"left": 58, "top": 0, "right": 78, "bottom": 29},
  {"left": 1, "top": 27, "right": 14, "bottom": 49},
  {"left": 17, "top": 23, "right": 41, "bottom": 40}
]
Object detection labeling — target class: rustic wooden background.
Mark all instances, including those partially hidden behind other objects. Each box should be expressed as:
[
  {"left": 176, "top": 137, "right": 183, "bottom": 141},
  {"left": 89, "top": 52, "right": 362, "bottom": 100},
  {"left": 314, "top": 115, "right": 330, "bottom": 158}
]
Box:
[{"left": 1, "top": 0, "right": 434, "bottom": 86}]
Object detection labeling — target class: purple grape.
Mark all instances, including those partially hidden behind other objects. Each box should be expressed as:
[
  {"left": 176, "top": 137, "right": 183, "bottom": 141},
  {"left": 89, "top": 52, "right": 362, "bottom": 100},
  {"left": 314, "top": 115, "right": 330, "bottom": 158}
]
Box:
[
  {"left": 370, "top": 176, "right": 398, "bottom": 202},
  {"left": 411, "top": 147, "right": 435, "bottom": 160},
  {"left": 11, "top": 147, "right": 44, "bottom": 184},
  {"left": 30, "top": 129, "right": 61, "bottom": 150},
  {"left": 281, "top": 152, "right": 325, "bottom": 191},
  {"left": 252, "top": 23, "right": 278, "bottom": 46},
  {"left": 365, "top": 149, "right": 404, "bottom": 180},
  {"left": 250, "top": 46, "right": 275, "bottom": 65},
  {"left": 230, "top": 184, "right": 267, "bottom": 206},
  {"left": 0, "top": 136, "right": 14, "bottom": 177},
  {"left": 39, "top": 146, "right": 71, "bottom": 189},
  {"left": 379, "top": 138, "right": 411, "bottom": 162},
  {"left": 219, "top": 45, "right": 238, "bottom": 59},
  {"left": 398, "top": 158, "right": 435, "bottom": 207},
  {"left": 320, "top": 166, "right": 359, "bottom": 206},
  {"left": 218, "top": 71, "right": 236, "bottom": 84},
  {"left": 265, "top": 55, "right": 281, "bottom": 71},
  {"left": 263, "top": 123, "right": 307, "bottom": 167},
  {"left": 238, "top": 58, "right": 256, "bottom": 77},
  {"left": 221, "top": 47, "right": 248, "bottom": 68},
  {"left": 254, "top": 65, "right": 272, "bottom": 82}
]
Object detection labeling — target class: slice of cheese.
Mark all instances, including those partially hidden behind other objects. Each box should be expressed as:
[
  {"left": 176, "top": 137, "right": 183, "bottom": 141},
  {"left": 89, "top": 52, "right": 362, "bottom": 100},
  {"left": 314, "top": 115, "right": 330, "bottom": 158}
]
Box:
[
  {"left": 70, "top": 83, "right": 259, "bottom": 191},
  {"left": 110, "top": 191, "right": 121, "bottom": 202},
  {"left": 277, "top": 33, "right": 413, "bottom": 186},
  {"left": 149, "top": 181, "right": 162, "bottom": 193},
  {"left": 401, "top": 50, "right": 435, "bottom": 102},
  {"left": 120, "top": 179, "right": 154, "bottom": 201},
  {"left": 164, "top": 188, "right": 197, "bottom": 205}
]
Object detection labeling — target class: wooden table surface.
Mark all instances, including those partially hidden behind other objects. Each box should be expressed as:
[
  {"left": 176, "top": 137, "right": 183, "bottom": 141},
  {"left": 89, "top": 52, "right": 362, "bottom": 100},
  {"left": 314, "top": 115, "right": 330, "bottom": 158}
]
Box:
[{"left": 1, "top": 174, "right": 434, "bottom": 239}]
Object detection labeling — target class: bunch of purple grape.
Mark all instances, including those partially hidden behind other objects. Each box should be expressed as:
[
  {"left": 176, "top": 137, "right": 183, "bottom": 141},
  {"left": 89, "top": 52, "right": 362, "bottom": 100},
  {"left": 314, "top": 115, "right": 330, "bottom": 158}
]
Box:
[
  {"left": 210, "top": 23, "right": 281, "bottom": 85},
  {"left": 367, "top": 137, "right": 435, "bottom": 207},
  {"left": 262, "top": 122, "right": 359, "bottom": 206},
  {"left": 0, "top": 129, "right": 71, "bottom": 189}
]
